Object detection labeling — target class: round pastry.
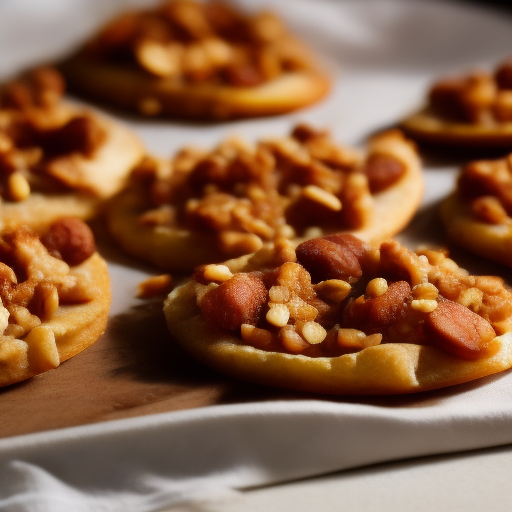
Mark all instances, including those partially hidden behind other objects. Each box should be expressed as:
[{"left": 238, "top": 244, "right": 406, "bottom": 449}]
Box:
[
  {"left": 107, "top": 125, "right": 423, "bottom": 271},
  {"left": 440, "top": 152, "right": 512, "bottom": 267},
  {"left": 401, "top": 57, "right": 512, "bottom": 147},
  {"left": 164, "top": 235, "right": 512, "bottom": 395},
  {"left": 0, "top": 218, "right": 111, "bottom": 387},
  {"left": 60, "top": 0, "right": 330, "bottom": 120},
  {"left": 0, "top": 66, "right": 145, "bottom": 232}
]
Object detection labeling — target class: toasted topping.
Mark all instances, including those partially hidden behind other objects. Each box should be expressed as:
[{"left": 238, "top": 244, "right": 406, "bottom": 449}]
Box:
[
  {"left": 200, "top": 273, "right": 267, "bottom": 331},
  {"left": 427, "top": 57, "right": 512, "bottom": 124},
  {"left": 295, "top": 234, "right": 369, "bottom": 283},
  {"left": 203, "top": 264, "right": 233, "bottom": 282},
  {"left": 266, "top": 303, "right": 290, "bottom": 327},
  {"left": 85, "top": 0, "right": 313, "bottom": 88},
  {"left": 133, "top": 126, "right": 412, "bottom": 257},
  {"left": 0, "top": 224, "right": 97, "bottom": 341},
  {"left": 424, "top": 300, "right": 499, "bottom": 360},
  {"left": 366, "top": 278, "right": 388, "bottom": 298},
  {"left": 196, "top": 235, "right": 512, "bottom": 360},
  {"left": 41, "top": 217, "right": 96, "bottom": 266},
  {"left": 137, "top": 274, "right": 173, "bottom": 298},
  {"left": 0, "top": 67, "right": 107, "bottom": 201}
]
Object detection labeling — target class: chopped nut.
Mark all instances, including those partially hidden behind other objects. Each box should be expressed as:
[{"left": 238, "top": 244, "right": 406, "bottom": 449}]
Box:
[
  {"left": 366, "top": 278, "right": 388, "bottom": 298},
  {"left": 24, "top": 325, "right": 59, "bottom": 372},
  {"left": 218, "top": 231, "right": 263, "bottom": 255},
  {"left": 280, "top": 325, "right": 309, "bottom": 353},
  {"left": 241, "top": 323, "right": 273, "bottom": 347},
  {"left": 269, "top": 286, "right": 290, "bottom": 303},
  {"left": 302, "top": 185, "right": 342, "bottom": 211},
  {"left": 137, "top": 274, "right": 173, "bottom": 298},
  {"left": 411, "top": 299, "right": 438, "bottom": 313},
  {"left": 203, "top": 264, "right": 233, "bottom": 282},
  {"left": 412, "top": 282, "right": 439, "bottom": 300},
  {"left": 266, "top": 303, "right": 290, "bottom": 327},
  {"left": 315, "top": 279, "right": 351, "bottom": 302},
  {"left": 337, "top": 329, "right": 382, "bottom": 349},
  {"left": 301, "top": 321, "right": 327, "bottom": 344},
  {"left": 458, "top": 287, "right": 483, "bottom": 310},
  {"left": 134, "top": 40, "right": 182, "bottom": 77},
  {"left": 7, "top": 172, "right": 30, "bottom": 202}
]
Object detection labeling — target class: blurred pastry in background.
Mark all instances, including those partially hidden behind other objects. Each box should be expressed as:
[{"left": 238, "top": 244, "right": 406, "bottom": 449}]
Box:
[
  {"left": 402, "top": 58, "right": 512, "bottom": 148},
  {"left": 107, "top": 125, "right": 422, "bottom": 271},
  {"left": 441, "top": 151, "right": 512, "bottom": 267},
  {"left": 0, "top": 66, "right": 145, "bottom": 232},
  {"left": 60, "top": 0, "right": 331, "bottom": 120}
]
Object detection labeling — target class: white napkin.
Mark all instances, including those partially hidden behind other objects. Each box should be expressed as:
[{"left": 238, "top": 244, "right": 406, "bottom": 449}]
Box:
[{"left": 3, "top": 0, "right": 512, "bottom": 511}]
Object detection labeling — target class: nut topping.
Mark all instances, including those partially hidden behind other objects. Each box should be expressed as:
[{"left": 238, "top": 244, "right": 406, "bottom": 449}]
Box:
[{"left": 197, "top": 235, "right": 511, "bottom": 360}]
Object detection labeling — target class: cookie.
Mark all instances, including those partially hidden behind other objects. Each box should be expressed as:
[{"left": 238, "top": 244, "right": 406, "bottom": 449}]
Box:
[
  {"left": 402, "top": 58, "right": 512, "bottom": 147},
  {"left": 60, "top": 0, "right": 330, "bottom": 119},
  {"left": 0, "top": 218, "right": 111, "bottom": 387},
  {"left": 164, "top": 235, "right": 512, "bottom": 394},
  {"left": 0, "top": 66, "right": 145, "bottom": 231},
  {"left": 107, "top": 126, "right": 423, "bottom": 271}
]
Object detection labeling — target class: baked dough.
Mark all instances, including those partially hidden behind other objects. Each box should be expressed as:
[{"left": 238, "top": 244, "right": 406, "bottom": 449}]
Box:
[
  {"left": 0, "top": 67, "right": 145, "bottom": 232},
  {"left": 60, "top": 1, "right": 330, "bottom": 119},
  {"left": 107, "top": 127, "right": 423, "bottom": 271},
  {"left": 164, "top": 238, "right": 512, "bottom": 395},
  {"left": 0, "top": 223, "right": 111, "bottom": 387},
  {"left": 401, "top": 59, "right": 512, "bottom": 147}
]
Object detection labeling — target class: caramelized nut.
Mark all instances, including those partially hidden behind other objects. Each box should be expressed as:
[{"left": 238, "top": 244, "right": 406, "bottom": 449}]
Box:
[
  {"left": 301, "top": 321, "right": 327, "bottom": 344},
  {"left": 241, "top": 323, "right": 273, "bottom": 347},
  {"left": 366, "top": 278, "right": 388, "bottom": 298},
  {"left": 302, "top": 185, "right": 342, "bottom": 211},
  {"left": 266, "top": 303, "right": 290, "bottom": 327},
  {"left": 337, "top": 328, "right": 381, "bottom": 349},
  {"left": 315, "top": 279, "right": 351, "bottom": 302},
  {"left": 203, "top": 264, "right": 233, "bottom": 282},
  {"left": 424, "top": 299, "right": 499, "bottom": 359},
  {"left": 7, "top": 172, "right": 30, "bottom": 202},
  {"left": 269, "top": 285, "right": 290, "bottom": 303},
  {"left": 280, "top": 325, "right": 309, "bottom": 353},
  {"left": 411, "top": 299, "right": 438, "bottom": 313},
  {"left": 296, "top": 234, "right": 368, "bottom": 283},
  {"left": 200, "top": 274, "right": 267, "bottom": 331},
  {"left": 41, "top": 218, "right": 95, "bottom": 266},
  {"left": 137, "top": 274, "right": 173, "bottom": 298},
  {"left": 412, "top": 283, "right": 439, "bottom": 300}
]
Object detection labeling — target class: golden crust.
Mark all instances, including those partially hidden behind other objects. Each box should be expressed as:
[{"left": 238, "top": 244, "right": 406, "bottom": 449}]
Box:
[
  {"left": 0, "top": 252, "right": 111, "bottom": 387},
  {"left": 60, "top": 56, "right": 330, "bottom": 120},
  {"left": 164, "top": 255, "right": 512, "bottom": 395},
  {"left": 107, "top": 131, "right": 423, "bottom": 271},
  {"left": 440, "top": 193, "right": 512, "bottom": 267},
  {"left": 401, "top": 108, "right": 512, "bottom": 148},
  {"left": 0, "top": 106, "right": 145, "bottom": 232}
]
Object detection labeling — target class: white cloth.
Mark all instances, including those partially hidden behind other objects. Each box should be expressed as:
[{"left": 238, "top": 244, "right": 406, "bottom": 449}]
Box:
[{"left": 2, "top": 0, "right": 512, "bottom": 511}]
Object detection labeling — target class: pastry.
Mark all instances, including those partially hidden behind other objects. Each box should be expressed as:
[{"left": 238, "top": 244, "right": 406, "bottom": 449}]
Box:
[
  {"left": 107, "top": 125, "right": 423, "bottom": 271},
  {"left": 0, "top": 218, "right": 111, "bottom": 387},
  {"left": 164, "top": 235, "right": 512, "bottom": 394},
  {"left": 0, "top": 66, "right": 145, "bottom": 231},
  {"left": 402, "top": 58, "right": 512, "bottom": 147},
  {"left": 440, "top": 151, "right": 512, "bottom": 266},
  {"left": 60, "top": 0, "right": 330, "bottom": 119}
]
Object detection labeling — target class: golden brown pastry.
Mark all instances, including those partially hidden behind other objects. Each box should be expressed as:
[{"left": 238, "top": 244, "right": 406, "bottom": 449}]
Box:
[
  {"left": 107, "top": 125, "right": 423, "bottom": 271},
  {"left": 402, "top": 58, "right": 512, "bottom": 147},
  {"left": 0, "top": 218, "right": 111, "bottom": 387},
  {"left": 440, "top": 152, "right": 512, "bottom": 266},
  {"left": 0, "top": 66, "right": 145, "bottom": 231},
  {"left": 60, "top": 0, "right": 330, "bottom": 119},
  {"left": 164, "top": 235, "right": 512, "bottom": 394}
]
